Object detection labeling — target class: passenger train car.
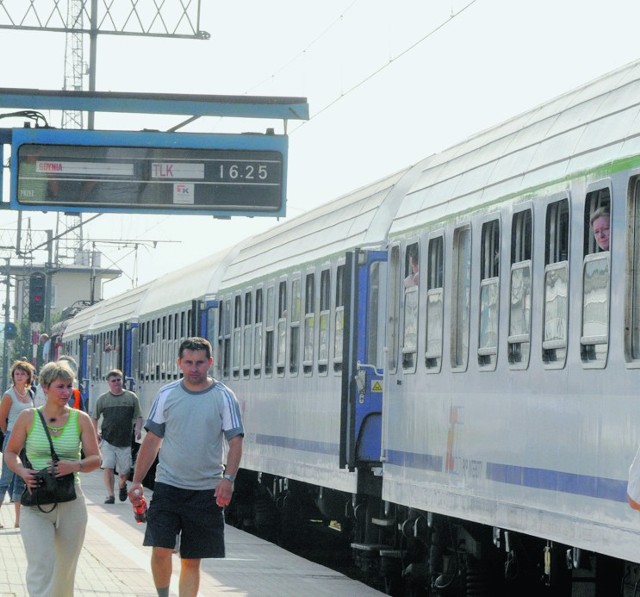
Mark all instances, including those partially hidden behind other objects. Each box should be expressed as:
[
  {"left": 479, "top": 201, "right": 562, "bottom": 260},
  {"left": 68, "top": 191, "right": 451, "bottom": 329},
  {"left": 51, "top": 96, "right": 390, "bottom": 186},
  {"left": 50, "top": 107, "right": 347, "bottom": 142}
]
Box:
[{"left": 62, "top": 60, "right": 640, "bottom": 595}]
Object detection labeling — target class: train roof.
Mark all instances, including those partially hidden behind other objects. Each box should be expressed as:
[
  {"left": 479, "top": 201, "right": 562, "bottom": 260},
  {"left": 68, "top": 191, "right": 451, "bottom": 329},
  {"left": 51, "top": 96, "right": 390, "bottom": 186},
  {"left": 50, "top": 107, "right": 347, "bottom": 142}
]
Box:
[
  {"left": 61, "top": 281, "right": 152, "bottom": 340},
  {"left": 62, "top": 246, "right": 238, "bottom": 339},
  {"left": 390, "top": 58, "right": 640, "bottom": 236},
  {"left": 220, "top": 165, "right": 420, "bottom": 289},
  {"left": 136, "top": 245, "right": 239, "bottom": 316}
]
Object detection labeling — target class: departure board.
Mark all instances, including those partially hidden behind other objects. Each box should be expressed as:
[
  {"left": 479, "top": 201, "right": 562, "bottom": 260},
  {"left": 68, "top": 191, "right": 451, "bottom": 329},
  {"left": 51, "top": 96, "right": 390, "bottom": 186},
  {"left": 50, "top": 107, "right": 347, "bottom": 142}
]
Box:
[{"left": 11, "top": 128, "right": 287, "bottom": 217}]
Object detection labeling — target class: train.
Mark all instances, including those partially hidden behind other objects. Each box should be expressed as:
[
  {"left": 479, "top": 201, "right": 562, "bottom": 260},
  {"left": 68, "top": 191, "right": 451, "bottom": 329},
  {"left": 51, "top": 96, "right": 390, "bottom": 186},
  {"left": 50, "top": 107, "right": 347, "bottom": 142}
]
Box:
[{"left": 55, "top": 59, "right": 640, "bottom": 596}]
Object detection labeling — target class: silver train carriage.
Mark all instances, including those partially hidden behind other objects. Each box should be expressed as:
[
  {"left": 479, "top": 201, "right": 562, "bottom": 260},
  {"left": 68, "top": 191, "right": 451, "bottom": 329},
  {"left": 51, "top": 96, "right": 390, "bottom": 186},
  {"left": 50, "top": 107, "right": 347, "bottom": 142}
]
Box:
[{"left": 60, "top": 59, "right": 640, "bottom": 595}]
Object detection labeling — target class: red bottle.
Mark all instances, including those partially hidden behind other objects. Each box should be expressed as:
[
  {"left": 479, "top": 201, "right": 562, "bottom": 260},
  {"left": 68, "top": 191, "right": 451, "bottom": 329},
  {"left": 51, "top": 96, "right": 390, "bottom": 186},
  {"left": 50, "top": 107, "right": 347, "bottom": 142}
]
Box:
[{"left": 132, "top": 489, "right": 147, "bottom": 523}]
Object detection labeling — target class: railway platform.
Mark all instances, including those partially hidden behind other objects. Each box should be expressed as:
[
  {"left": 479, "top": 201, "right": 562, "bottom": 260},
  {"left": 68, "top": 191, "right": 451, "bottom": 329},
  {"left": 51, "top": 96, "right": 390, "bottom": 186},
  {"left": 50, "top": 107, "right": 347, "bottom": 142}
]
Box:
[{"left": 0, "top": 469, "right": 383, "bottom": 596}]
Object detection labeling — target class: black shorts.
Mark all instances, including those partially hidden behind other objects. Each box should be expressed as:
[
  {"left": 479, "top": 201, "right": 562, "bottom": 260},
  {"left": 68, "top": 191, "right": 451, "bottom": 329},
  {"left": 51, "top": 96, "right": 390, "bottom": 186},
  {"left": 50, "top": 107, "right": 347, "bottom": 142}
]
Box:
[{"left": 143, "top": 482, "right": 225, "bottom": 559}]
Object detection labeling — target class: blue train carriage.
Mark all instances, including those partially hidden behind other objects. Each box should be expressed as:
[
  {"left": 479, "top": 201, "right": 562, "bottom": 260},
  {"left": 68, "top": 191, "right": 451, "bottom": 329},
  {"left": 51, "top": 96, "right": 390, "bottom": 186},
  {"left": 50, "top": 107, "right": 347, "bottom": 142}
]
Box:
[
  {"left": 376, "top": 60, "right": 640, "bottom": 592},
  {"left": 215, "top": 167, "right": 416, "bottom": 540}
]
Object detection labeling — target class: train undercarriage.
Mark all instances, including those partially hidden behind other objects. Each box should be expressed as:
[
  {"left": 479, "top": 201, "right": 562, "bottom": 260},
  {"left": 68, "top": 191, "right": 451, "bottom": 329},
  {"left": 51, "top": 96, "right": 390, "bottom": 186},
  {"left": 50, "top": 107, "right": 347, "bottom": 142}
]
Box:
[{"left": 226, "top": 469, "right": 636, "bottom": 597}]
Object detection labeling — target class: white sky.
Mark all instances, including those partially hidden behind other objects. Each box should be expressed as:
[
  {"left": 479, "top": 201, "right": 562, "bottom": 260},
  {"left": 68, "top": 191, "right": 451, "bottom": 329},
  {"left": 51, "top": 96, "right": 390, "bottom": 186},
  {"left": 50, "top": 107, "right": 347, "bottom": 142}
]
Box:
[{"left": 1, "top": 0, "right": 640, "bottom": 298}]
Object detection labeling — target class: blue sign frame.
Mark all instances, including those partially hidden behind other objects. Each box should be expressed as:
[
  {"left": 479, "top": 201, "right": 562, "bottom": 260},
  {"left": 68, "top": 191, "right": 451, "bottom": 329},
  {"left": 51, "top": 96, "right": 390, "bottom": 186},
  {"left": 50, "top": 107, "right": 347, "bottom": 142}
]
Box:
[{"left": 10, "top": 128, "right": 288, "bottom": 217}]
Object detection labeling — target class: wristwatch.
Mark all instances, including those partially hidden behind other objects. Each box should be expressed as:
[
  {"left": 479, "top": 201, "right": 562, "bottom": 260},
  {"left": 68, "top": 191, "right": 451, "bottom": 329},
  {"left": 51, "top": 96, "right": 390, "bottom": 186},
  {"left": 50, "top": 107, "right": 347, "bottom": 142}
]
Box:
[{"left": 223, "top": 473, "right": 235, "bottom": 483}]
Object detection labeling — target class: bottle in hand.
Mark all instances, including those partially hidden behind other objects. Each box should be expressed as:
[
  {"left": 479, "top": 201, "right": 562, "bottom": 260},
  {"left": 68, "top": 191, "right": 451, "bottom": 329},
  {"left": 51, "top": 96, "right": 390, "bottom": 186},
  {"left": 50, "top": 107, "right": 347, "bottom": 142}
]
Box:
[{"left": 132, "top": 489, "right": 147, "bottom": 523}]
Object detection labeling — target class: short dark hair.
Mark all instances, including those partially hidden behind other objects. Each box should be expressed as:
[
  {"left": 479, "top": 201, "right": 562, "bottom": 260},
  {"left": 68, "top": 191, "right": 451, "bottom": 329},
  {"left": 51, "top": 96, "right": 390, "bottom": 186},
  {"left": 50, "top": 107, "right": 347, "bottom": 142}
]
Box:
[{"left": 179, "top": 337, "right": 212, "bottom": 359}]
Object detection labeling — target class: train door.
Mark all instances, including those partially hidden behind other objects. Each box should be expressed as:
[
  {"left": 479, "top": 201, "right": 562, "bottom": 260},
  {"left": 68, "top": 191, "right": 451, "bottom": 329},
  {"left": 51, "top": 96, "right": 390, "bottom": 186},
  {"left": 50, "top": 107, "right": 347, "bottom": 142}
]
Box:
[{"left": 340, "top": 249, "right": 387, "bottom": 471}]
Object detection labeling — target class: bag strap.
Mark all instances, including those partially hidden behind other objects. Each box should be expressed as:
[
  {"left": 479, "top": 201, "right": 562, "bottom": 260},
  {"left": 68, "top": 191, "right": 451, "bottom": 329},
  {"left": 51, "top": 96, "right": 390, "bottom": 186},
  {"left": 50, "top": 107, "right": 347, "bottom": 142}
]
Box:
[{"left": 35, "top": 408, "right": 61, "bottom": 463}]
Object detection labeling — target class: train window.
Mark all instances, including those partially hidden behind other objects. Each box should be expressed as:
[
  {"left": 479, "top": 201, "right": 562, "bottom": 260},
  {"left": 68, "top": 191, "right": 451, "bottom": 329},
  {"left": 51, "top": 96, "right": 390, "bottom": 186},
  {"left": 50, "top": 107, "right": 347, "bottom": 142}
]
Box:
[
  {"left": 276, "top": 281, "right": 287, "bottom": 376},
  {"left": 388, "top": 245, "right": 401, "bottom": 373},
  {"left": 627, "top": 177, "right": 640, "bottom": 362},
  {"left": 318, "top": 269, "right": 330, "bottom": 375},
  {"left": 222, "top": 299, "right": 231, "bottom": 379},
  {"left": 425, "top": 236, "right": 444, "bottom": 372},
  {"left": 478, "top": 219, "right": 500, "bottom": 369},
  {"left": 232, "top": 295, "right": 241, "bottom": 379},
  {"left": 243, "top": 291, "right": 252, "bottom": 378},
  {"left": 265, "top": 285, "right": 275, "bottom": 376},
  {"left": 290, "top": 277, "right": 301, "bottom": 375},
  {"left": 402, "top": 243, "right": 419, "bottom": 372},
  {"left": 581, "top": 190, "right": 610, "bottom": 366},
  {"left": 584, "top": 189, "right": 610, "bottom": 255},
  {"left": 253, "top": 288, "right": 263, "bottom": 376},
  {"left": 542, "top": 198, "right": 569, "bottom": 368},
  {"left": 161, "top": 316, "right": 167, "bottom": 380},
  {"left": 206, "top": 306, "right": 218, "bottom": 377},
  {"left": 333, "top": 265, "right": 344, "bottom": 373},
  {"left": 303, "top": 273, "right": 315, "bottom": 375},
  {"left": 367, "top": 261, "right": 385, "bottom": 369},
  {"left": 451, "top": 227, "right": 471, "bottom": 371},
  {"left": 508, "top": 209, "right": 532, "bottom": 368}
]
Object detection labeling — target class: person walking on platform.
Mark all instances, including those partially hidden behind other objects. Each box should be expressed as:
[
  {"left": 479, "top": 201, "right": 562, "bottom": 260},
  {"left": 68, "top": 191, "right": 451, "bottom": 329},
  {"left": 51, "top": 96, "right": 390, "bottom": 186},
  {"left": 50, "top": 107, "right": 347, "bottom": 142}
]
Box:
[
  {"left": 4, "top": 360, "right": 101, "bottom": 597},
  {"left": 129, "top": 337, "right": 244, "bottom": 597},
  {"left": 0, "top": 360, "right": 36, "bottom": 528},
  {"left": 92, "top": 369, "right": 142, "bottom": 504},
  {"left": 57, "top": 355, "right": 86, "bottom": 411}
]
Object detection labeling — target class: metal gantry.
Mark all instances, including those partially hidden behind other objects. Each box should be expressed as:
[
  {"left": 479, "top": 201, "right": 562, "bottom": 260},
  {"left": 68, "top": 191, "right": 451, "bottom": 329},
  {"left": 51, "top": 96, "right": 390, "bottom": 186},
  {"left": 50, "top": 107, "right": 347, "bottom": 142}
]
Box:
[{"left": 0, "top": 0, "right": 208, "bottom": 39}]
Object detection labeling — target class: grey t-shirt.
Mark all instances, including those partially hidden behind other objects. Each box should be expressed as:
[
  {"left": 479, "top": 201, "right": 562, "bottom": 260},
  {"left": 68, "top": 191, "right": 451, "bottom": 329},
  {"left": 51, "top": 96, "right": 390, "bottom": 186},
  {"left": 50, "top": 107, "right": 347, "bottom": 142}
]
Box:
[{"left": 145, "top": 378, "right": 244, "bottom": 490}]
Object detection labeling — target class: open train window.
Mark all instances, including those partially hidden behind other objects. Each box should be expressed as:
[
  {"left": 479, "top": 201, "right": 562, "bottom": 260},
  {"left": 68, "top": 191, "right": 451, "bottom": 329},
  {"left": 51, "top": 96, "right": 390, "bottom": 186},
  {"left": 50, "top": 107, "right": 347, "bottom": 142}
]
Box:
[
  {"left": 333, "top": 265, "right": 344, "bottom": 373},
  {"left": 243, "top": 291, "right": 252, "bottom": 378},
  {"left": 508, "top": 208, "right": 532, "bottom": 368},
  {"left": 290, "top": 277, "right": 301, "bottom": 375},
  {"left": 253, "top": 288, "right": 263, "bottom": 377},
  {"left": 425, "top": 236, "right": 443, "bottom": 372},
  {"left": 542, "top": 198, "right": 569, "bottom": 368},
  {"left": 265, "top": 285, "right": 275, "bottom": 376},
  {"left": 581, "top": 189, "right": 610, "bottom": 367},
  {"left": 388, "top": 245, "right": 401, "bottom": 374},
  {"left": 303, "top": 273, "right": 315, "bottom": 375},
  {"left": 402, "top": 242, "right": 419, "bottom": 372},
  {"left": 451, "top": 226, "right": 471, "bottom": 371},
  {"left": 318, "top": 268, "right": 330, "bottom": 375},
  {"left": 478, "top": 219, "right": 499, "bottom": 369}
]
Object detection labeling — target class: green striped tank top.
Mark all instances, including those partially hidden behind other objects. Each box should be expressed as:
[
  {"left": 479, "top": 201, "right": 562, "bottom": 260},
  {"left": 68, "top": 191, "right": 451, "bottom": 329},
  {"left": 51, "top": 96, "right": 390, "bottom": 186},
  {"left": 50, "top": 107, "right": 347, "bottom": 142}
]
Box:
[{"left": 26, "top": 408, "right": 82, "bottom": 472}]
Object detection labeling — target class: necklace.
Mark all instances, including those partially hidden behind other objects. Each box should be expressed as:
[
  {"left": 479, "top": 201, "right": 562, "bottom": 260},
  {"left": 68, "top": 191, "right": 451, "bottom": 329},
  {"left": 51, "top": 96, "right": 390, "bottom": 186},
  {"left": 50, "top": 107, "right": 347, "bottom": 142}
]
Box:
[{"left": 47, "top": 424, "right": 65, "bottom": 434}]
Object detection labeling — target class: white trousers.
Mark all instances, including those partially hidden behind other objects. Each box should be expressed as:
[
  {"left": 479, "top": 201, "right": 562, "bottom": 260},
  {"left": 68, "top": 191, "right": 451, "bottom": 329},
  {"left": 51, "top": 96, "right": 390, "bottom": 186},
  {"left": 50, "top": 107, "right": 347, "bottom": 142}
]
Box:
[{"left": 20, "top": 488, "right": 87, "bottom": 597}]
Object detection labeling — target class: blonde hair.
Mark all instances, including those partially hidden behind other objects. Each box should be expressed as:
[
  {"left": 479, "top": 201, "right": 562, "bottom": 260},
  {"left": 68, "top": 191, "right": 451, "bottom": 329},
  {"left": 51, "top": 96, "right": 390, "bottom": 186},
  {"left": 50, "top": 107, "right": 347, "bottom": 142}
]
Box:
[{"left": 39, "top": 361, "right": 75, "bottom": 388}]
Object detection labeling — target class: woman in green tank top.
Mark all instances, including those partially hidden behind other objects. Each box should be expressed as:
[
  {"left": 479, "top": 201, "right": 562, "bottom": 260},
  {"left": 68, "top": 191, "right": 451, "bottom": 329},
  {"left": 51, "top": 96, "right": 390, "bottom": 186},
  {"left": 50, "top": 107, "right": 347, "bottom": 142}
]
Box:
[{"left": 4, "top": 361, "right": 101, "bottom": 597}]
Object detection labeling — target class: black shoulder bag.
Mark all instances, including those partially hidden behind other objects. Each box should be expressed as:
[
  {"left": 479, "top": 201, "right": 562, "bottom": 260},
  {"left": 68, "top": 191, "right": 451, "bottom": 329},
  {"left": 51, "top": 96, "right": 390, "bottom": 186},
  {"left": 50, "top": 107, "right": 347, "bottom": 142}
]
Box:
[{"left": 21, "top": 409, "right": 77, "bottom": 512}]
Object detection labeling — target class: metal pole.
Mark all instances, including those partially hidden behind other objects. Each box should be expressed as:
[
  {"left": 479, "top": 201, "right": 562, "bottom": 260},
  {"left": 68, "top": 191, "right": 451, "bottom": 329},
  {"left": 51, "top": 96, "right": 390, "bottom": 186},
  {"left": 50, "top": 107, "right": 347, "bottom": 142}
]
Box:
[
  {"left": 2, "top": 258, "right": 10, "bottom": 390},
  {"left": 87, "top": 0, "right": 98, "bottom": 130},
  {"left": 44, "top": 230, "right": 53, "bottom": 334}
]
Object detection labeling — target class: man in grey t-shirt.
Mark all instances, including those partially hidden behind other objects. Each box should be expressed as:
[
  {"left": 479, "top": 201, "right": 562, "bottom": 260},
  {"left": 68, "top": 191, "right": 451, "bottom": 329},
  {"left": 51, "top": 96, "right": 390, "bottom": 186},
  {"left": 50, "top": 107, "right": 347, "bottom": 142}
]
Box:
[
  {"left": 92, "top": 369, "right": 142, "bottom": 504},
  {"left": 129, "top": 337, "right": 244, "bottom": 597}
]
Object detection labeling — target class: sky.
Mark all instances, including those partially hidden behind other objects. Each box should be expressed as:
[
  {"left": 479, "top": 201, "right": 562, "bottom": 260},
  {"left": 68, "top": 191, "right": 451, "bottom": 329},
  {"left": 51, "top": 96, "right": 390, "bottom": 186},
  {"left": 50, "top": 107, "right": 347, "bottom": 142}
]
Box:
[{"left": 2, "top": 0, "right": 640, "bottom": 299}]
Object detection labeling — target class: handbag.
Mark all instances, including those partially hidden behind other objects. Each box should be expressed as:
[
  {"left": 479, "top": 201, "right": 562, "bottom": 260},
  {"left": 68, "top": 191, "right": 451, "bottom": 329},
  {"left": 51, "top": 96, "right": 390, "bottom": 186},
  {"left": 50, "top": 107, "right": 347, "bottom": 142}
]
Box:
[{"left": 21, "top": 409, "right": 77, "bottom": 512}]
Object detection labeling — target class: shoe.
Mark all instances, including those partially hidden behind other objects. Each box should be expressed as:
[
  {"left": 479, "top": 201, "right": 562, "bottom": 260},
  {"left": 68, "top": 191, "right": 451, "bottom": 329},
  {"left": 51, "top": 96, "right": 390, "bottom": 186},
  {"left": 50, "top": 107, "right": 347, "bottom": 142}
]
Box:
[
  {"left": 104, "top": 496, "right": 115, "bottom": 504},
  {"left": 119, "top": 484, "right": 128, "bottom": 502}
]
